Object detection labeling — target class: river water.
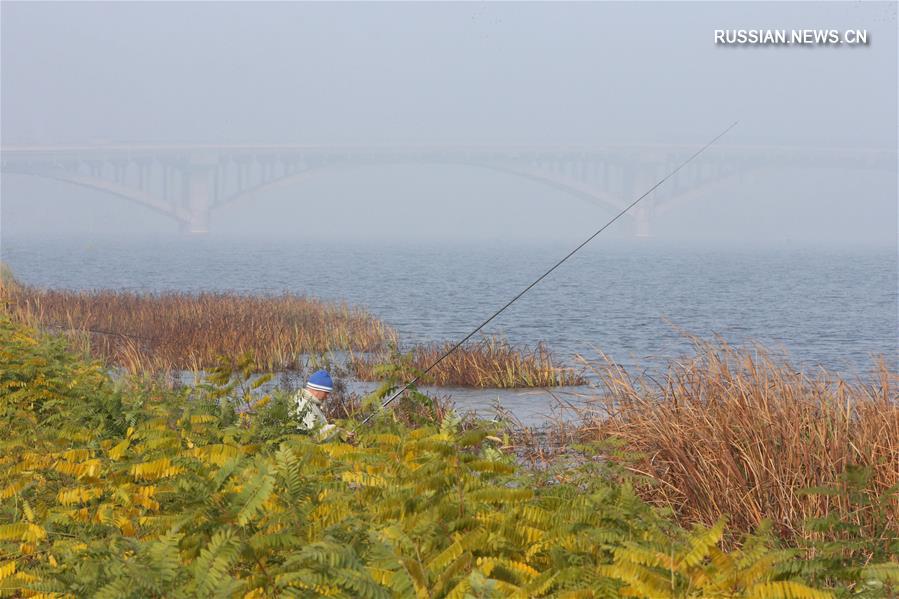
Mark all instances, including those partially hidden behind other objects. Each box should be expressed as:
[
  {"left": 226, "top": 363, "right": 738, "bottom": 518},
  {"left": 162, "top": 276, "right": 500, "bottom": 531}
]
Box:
[{"left": 3, "top": 236, "right": 896, "bottom": 423}]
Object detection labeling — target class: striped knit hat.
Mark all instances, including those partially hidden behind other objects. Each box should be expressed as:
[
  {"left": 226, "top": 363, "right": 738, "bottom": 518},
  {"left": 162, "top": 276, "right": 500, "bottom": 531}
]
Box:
[{"left": 306, "top": 369, "right": 333, "bottom": 393}]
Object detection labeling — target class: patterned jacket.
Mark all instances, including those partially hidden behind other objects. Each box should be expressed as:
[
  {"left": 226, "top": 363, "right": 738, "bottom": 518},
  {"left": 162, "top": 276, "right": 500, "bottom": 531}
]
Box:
[{"left": 294, "top": 388, "right": 337, "bottom": 439}]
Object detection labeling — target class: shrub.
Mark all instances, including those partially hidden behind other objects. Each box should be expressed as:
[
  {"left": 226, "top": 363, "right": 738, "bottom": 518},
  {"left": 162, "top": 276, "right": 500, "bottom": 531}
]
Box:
[{"left": 0, "top": 318, "right": 861, "bottom": 597}]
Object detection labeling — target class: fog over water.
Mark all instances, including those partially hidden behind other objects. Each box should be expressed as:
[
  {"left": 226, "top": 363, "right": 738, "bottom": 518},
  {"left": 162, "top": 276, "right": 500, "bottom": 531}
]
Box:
[
  {"left": 1, "top": 1, "right": 895, "bottom": 243},
  {"left": 1, "top": 3, "right": 896, "bottom": 419}
]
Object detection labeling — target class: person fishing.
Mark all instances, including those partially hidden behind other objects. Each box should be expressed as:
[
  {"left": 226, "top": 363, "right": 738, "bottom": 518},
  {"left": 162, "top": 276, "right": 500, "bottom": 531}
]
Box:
[{"left": 294, "top": 369, "right": 339, "bottom": 440}]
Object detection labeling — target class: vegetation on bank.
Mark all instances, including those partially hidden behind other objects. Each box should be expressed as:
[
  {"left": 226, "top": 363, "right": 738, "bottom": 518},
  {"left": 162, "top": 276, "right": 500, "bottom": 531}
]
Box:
[
  {"left": 2, "top": 317, "right": 897, "bottom": 597},
  {"left": 578, "top": 343, "right": 898, "bottom": 555},
  {"left": 0, "top": 263, "right": 16, "bottom": 290},
  {"left": 1, "top": 276, "right": 581, "bottom": 388}
]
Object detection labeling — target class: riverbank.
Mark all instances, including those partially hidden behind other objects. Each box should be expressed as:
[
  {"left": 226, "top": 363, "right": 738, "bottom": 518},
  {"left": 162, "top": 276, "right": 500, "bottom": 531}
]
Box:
[
  {"left": 2, "top": 315, "right": 896, "bottom": 597},
  {"left": 4, "top": 269, "right": 897, "bottom": 542}
]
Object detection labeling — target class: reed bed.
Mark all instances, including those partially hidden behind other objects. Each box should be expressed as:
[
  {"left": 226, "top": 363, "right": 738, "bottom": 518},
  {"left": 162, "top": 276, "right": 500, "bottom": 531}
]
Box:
[
  {"left": 3, "top": 284, "right": 397, "bottom": 372},
  {"left": 0, "top": 262, "right": 17, "bottom": 291},
  {"left": 575, "top": 341, "right": 898, "bottom": 546},
  {"left": 350, "top": 337, "right": 586, "bottom": 388},
  {"left": 1, "top": 278, "right": 582, "bottom": 389}
]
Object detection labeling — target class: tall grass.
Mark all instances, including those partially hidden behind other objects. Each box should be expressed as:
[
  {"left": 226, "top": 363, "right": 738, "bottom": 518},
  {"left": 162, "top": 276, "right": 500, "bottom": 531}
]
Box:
[
  {"left": 576, "top": 341, "right": 897, "bottom": 548},
  {"left": 1, "top": 281, "right": 583, "bottom": 389},
  {"left": 2, "top": 285, "right": 396, "bottom": 372},
  {"left": 350, "top": 337, "right": 585, "bottom": 388},
  {"left": 0, "top": 262, "right": 18, "bottom": 291}
]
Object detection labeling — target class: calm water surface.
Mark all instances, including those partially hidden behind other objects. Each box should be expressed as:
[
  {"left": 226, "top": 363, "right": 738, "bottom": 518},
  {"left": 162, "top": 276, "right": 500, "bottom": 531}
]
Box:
[{"left": 3, "top": 236, "right": 896, "bottom": 423}]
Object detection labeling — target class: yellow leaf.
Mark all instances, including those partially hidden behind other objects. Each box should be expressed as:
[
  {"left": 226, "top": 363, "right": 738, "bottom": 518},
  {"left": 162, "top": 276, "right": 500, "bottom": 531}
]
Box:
[
  {"left": 60, "top": 448, "right": 91, "bottom": 463},
  {"left": 190, "top": 414, "right": 218, "bottom": 425},
  {"left": 130, "top": 457, "right": 184, "bottom": 480},
  {"left": 0, "top": 480, "right": 26, "bottom": 500},
  {"left": 108, "top": 438, "right": 130, "bottom": 460},
  {"left": 19, "top": 542, "right": 38, "bottom": 555},
  {"left": 340, "top": 471, "right": 387, "bottom": 488},
  {"left": 57, "top": 487, "right": 102, "bottom": 506},
  {"left": 23, "top": 523, "right": 47, "bottom": 543},
  {"left": 13, "top": 569, "right": 38, "bottom": 582},
  {"left": 54, "top": 458, "right": 102, "bottom": 479},
  {"left": 0, "top": 523, "right": 29, "bottom": 541},
  {"left": 22, "top": 500, "right": 35, "bottom": 522}
]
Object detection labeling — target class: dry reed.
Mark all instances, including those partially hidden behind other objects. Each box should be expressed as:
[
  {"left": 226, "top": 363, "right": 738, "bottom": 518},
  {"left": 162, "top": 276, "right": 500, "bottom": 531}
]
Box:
[
  {"left": 1, "top": 281, "right": 582, "bottom": 389},
  {"left": 575, "top": 341, "right": 897, "bottom": 545},
  {"left": 3, "top": 285, "right": 397, "bottom": 373},
  {"left": 350, "top": 337, "right": 585, "bottom": 388}
]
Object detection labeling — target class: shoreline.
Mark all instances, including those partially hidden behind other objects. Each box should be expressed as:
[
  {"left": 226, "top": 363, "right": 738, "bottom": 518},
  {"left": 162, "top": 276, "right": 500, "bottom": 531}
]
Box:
[{"left": 2, "top": 239, "right": 895, "bottom": 375}]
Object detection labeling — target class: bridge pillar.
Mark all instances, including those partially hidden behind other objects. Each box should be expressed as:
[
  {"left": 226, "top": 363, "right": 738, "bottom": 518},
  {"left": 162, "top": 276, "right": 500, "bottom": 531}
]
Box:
[
  {"left": 633, "top": 205, "right": 652, "bottom": 238},
  {"left": 181, "top": 155, "right": 216, "bottom": 234},
  {"left": 632, "top": 168, "right": 660, "bottom": 238}
]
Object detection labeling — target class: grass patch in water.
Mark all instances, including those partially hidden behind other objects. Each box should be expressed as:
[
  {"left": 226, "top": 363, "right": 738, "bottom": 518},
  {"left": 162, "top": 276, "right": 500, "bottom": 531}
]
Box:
[{"left": 350, "top": 337, "right": 585, "bottom": 388}]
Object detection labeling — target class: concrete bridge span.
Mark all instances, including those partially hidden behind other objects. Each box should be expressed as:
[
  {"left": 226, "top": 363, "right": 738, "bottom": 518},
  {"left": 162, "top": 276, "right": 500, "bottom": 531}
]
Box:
[{"left": 2, "top": 143, "right": 894, "bottom": 234}]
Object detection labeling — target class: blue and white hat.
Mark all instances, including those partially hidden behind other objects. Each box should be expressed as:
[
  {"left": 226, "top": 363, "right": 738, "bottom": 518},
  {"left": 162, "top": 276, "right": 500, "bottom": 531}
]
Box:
[{"left": 306, "top": 369, "right": 333, "bottom": 393}]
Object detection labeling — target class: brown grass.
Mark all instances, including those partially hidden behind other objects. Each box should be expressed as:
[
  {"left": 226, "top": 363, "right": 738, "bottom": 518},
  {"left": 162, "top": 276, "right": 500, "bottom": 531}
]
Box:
[
  {"left": 1, "top": 279, "right": 582, "bottom": 389},
  {"left": 350, "top": 337, "right": 586, "bottom": 388},
  {"left": 0, "top": 262, "right": 18, "bottom": 292},
  {"left": 2, "top": 284, "right": 397, "bottom": 373},
  {"left": 575, "top": 341, "right": 898, "bottom": 545}
]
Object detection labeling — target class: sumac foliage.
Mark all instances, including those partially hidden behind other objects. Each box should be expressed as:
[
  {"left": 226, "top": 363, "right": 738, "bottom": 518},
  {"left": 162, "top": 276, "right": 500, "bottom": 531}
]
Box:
[{"left": 1, "top": 318, "right": 895, "bottom": 598}]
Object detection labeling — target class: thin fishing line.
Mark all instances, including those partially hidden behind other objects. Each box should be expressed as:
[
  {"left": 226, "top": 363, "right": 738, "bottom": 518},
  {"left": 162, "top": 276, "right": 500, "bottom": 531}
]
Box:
[{"left": 362, "top": 121, "right": 739, "bottom": 425}]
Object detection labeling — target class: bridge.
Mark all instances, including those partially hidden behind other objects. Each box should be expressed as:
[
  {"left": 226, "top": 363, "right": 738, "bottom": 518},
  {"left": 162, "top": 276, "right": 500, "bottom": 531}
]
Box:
[{"left": 1, "top": 143, "right": 895, "bottom": 234}]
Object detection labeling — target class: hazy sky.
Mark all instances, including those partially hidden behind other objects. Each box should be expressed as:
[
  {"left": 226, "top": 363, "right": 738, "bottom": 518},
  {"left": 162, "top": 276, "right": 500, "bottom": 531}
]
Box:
[{"left": 1, "top": 1, "right": 896, "bottom": 244}]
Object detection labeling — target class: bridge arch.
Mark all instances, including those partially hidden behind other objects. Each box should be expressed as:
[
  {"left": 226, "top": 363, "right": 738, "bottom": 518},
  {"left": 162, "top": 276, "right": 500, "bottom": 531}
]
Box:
[
  {"left": 653, "top": 158, "right": 896, "bottom": 218},
  {"left": 216, "top": 159, "right": 629, "bottom": 217},
  {"left": 4, "top": 168, "right": 190, "bottom": 226}
]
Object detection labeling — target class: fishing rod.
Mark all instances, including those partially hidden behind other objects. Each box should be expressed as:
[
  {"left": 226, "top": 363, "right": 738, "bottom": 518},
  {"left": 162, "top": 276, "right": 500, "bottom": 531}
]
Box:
[{"left": 360, "top": 121, "right": 739, "bottom": 426}]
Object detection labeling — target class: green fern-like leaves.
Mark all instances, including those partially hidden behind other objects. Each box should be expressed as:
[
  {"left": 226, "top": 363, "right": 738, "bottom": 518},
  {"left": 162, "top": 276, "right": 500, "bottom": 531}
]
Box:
[{"left": 1, "top": 316, "right": 888, "bottom": 598}]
